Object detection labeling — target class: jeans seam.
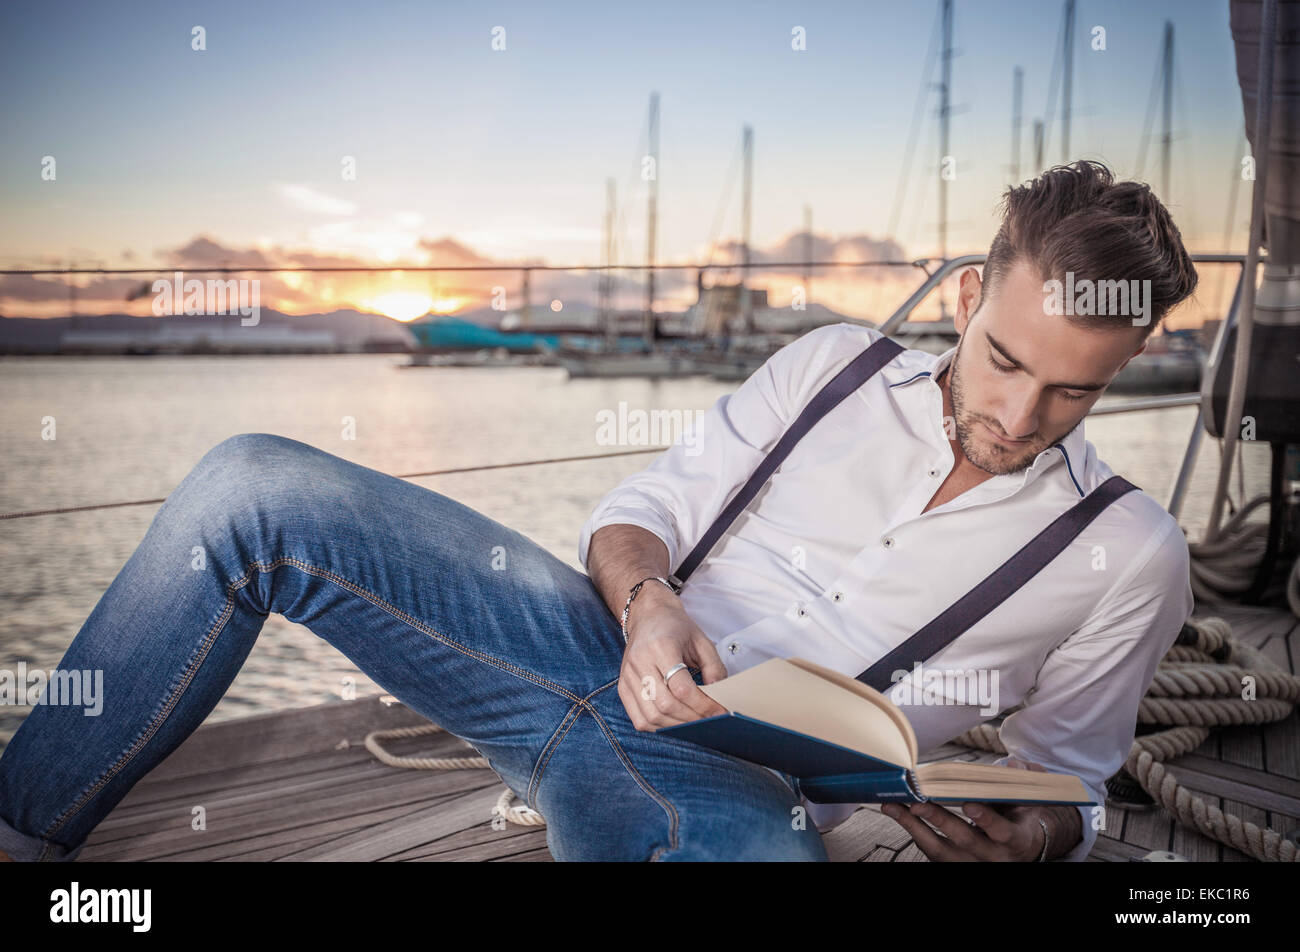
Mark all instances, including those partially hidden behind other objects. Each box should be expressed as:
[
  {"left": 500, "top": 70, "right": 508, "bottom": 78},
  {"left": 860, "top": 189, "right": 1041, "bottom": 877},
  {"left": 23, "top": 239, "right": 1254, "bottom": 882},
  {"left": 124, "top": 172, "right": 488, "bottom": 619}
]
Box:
[
  {"left": 526, "top": 675, "right": 622, "bottom": 808},
  {"left": 526, "top": 702, "right": 584, "bottom": 812},
  {"left": 578, "top": 677, "right": 680, "bottom": 858},
  {"left": 39, "top": 554, "right": 587, "bottom": 851},
  {"left": 38, "top": 555, "right": 250, "bottom": 847},
  {"left": 526, "top": 674, "right": 681, "bottom": 859}
]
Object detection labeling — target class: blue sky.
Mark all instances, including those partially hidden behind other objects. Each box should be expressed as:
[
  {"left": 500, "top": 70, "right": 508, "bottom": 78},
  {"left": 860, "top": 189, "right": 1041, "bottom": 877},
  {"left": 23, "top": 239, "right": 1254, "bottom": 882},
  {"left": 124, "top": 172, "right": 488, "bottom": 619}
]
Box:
[{"left": 0, "top": 0, "right": 1248, "bottom": 317}]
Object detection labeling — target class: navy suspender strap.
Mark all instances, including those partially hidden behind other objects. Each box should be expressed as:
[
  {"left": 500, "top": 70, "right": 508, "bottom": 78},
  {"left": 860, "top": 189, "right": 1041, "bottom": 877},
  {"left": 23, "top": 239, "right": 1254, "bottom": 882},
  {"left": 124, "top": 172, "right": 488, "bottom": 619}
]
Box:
[
  {"left": 668, "top": 335, "right": 906, "bottom": 588},
  {"left": 855, "top": 472, "right": 1139, "bottom": 691}
]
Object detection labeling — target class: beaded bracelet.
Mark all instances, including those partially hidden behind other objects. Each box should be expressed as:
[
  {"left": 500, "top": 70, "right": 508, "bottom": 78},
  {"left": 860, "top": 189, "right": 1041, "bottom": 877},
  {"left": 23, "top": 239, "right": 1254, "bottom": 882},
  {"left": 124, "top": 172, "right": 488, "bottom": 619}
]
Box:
[{"left": 619, "top": 576, "right": 680, "bottom": 644}]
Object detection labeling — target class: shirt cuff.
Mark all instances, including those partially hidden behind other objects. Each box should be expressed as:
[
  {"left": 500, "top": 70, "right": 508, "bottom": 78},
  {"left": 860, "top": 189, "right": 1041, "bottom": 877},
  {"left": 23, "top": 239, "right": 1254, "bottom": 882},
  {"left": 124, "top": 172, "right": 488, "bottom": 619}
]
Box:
[{"left": 578, "top": 506, "right": 681, "bottom": 573}]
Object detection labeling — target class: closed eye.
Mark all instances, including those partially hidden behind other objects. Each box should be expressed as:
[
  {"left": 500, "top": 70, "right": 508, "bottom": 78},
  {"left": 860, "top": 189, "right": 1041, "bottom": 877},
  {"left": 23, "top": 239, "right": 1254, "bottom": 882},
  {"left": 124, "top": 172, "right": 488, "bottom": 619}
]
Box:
[
  {"left": 987, "top": 354, "right": 1015, "bottom": 375},
  {"left": 988, "top": 353, "right": 1088, "bottom": 401}
]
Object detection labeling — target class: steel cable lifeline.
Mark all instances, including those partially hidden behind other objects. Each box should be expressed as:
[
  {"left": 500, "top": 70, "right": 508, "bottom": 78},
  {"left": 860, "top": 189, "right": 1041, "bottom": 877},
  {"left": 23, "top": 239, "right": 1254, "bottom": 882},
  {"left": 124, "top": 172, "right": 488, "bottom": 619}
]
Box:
[{"left": 0, "top": 448, "right": 665, "bottom": 521}]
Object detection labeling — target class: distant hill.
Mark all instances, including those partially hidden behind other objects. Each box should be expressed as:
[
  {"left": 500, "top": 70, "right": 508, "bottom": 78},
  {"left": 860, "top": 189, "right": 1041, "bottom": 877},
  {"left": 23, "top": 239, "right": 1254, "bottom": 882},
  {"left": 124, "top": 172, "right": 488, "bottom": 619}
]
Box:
[{"left": 0, "top": 309, "right": 416, "bottom": 354}]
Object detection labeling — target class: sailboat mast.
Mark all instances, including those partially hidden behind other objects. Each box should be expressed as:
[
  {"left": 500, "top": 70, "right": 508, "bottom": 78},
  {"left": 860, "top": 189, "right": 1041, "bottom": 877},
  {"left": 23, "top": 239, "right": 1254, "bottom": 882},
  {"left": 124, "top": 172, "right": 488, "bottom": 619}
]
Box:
[
  {"left": 1162, "top": 21, "right": 1174, "bottom": 200},
  {"left": 1062, "top": 0, "right": 1075, "bottom": 162},
  {"left": 939, "top": 0, "right": 952, "bottom": 268},
  {"left": 603, "top": 177, "right": 616, "bottom": 347},
  {"left": 644, "top": 92, "right": 659, "bottom": 348},
  {"left": 1012, "top": 66, "right": 1023, "bottom": 183},
  {"left": 742, "top": 123, "right": 753, "bottom": 334},
  {"left": 937, "top": 0, "right": 953, "bottom": 320},
  {"left": 803, "top": 203, "right": 812, "bottom": 309}
]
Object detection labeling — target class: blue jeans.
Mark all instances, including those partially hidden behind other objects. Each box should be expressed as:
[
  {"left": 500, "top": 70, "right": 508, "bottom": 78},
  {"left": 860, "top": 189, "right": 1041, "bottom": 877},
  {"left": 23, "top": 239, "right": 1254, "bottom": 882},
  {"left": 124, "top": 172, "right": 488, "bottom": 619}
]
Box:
[{"left": 0, "top": 434, "right": 827, "bottom": 861}]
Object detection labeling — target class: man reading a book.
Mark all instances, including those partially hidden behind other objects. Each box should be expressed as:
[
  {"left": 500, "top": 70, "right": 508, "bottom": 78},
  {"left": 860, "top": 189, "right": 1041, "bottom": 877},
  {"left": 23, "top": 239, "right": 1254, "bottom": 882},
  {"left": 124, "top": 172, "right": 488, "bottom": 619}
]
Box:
[
  {"left": 580, "top": 160, "right": 1198, "bottom": 861},
  {"left": 0, "top": 160, "right": 1196, "bottom": 863}
]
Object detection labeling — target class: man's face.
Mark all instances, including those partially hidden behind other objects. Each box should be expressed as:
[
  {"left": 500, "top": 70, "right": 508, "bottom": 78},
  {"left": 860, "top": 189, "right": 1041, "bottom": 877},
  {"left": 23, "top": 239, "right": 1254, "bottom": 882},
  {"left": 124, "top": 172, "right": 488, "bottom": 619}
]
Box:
[{"left": 946, "top": 258, "right": 1148, "bottom": 476}]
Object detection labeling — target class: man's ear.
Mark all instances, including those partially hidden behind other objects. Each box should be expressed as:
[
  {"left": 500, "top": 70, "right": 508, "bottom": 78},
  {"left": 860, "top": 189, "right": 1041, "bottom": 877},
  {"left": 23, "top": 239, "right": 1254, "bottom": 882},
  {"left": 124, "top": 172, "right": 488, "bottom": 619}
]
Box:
[
  {"left": 953, "top": 267, "right": 983, "bottom": 336},
  {"left": 1114, "top": 338, "right": 1148, "bottom": 374}
]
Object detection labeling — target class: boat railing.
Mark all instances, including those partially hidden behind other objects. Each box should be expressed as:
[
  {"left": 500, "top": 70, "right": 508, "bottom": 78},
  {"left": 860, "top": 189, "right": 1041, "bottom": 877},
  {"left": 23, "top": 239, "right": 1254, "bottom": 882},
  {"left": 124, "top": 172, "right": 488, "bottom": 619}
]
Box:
[{"left": 0, "top": 254, "right": 1252, "bottom": 525}]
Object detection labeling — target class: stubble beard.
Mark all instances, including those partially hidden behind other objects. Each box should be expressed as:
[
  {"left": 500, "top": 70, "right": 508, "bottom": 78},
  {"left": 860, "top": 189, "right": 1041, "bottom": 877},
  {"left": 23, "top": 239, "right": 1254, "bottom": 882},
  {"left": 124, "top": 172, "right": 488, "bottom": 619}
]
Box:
[{"left": 947, "top": 337, "right": 1049, "bottom": 476}]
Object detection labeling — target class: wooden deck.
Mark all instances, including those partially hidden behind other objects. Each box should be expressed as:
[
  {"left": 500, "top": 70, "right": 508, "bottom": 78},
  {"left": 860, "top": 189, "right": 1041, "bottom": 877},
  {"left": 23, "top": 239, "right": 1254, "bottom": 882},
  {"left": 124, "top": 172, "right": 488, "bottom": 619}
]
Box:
[{"left": 77, "top": 602, "right": 1299, "bottom": 862}]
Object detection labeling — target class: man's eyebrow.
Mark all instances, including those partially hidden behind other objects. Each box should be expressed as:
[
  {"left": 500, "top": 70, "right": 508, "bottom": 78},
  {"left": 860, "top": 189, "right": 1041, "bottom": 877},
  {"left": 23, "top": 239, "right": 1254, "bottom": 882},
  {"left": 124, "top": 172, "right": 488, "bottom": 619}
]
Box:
[{"left": 985, "top": 332, "right": 1109, "bottom": 391}]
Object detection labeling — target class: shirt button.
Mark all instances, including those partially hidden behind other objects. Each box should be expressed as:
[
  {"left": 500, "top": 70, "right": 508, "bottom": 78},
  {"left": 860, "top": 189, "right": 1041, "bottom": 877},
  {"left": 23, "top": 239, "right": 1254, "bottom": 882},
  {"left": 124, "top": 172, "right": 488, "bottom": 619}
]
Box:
[
  {"left": 795, "top": 603, "right": 808, "bottom": 618},
  {"left": 728, "top": 642, "right": 741, "bottom": 654},
  {"left": 831, "top": 591, "right": 845, "bottom": 603},
  {"left": 927, "top": 466, "right": 941, "bottom": 478},
  {"left": 882, "top": 536, "right": 895, "bottom": 549}
]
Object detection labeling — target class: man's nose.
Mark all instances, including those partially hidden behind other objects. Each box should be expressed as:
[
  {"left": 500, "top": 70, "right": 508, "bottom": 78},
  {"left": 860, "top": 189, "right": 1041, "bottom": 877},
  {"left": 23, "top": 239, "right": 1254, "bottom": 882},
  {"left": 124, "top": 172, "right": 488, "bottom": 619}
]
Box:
[{"left": 994, "top": 385, "right": 1041, "bottom": 439}]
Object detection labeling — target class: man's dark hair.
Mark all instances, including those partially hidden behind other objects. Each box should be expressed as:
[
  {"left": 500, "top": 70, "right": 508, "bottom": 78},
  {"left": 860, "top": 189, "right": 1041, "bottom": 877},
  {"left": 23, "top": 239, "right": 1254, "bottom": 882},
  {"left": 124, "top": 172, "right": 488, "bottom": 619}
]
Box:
[{"left": 981, "top": 160, "right": 1199, "bottom": 337}]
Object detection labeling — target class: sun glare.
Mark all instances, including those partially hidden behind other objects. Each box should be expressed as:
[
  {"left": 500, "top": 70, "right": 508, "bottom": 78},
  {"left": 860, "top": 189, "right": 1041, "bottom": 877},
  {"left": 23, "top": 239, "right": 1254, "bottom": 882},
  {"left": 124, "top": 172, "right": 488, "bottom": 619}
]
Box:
[{"left": 365, "top": 292, "right": 435, "bottom": 322}]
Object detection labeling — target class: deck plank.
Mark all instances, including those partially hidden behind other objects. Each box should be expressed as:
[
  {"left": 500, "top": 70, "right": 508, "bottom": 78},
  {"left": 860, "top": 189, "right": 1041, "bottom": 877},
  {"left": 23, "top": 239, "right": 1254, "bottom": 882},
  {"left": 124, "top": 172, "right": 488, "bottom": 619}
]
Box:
[
  {"left": 138, "top": 695, "right": 435, "bottom": 782},
  {"left": 82, "top": 768, "right": 506, "bottom": 861},
  {"left": 821, "top": 806, "right": 914, "bottom": 860},
  {"left": 277, "top": 783, "right": 510, "bottom": 861},
  {"left": 385, "top": 821, "right": 552, "bottom": 862}
]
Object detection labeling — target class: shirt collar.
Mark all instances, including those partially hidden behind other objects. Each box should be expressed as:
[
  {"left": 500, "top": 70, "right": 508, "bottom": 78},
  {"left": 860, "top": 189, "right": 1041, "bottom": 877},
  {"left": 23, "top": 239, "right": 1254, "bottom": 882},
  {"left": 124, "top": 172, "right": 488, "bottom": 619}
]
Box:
[{"left": 893, "top": 343, "right": 1088, "bottom": 498}]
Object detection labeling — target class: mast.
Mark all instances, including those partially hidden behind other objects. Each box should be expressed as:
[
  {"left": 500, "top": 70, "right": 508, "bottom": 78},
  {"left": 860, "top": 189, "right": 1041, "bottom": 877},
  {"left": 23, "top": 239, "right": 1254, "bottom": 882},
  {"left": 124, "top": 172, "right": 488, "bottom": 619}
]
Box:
[
  {"left": 1011, "top": 66, "right": 1023, "bottom": 183},
  {"left": 741, "top": 124, "right": 753, "bottom": 333},
  {"left": 644, "top": 92, "right": 659, "bottom": 348},
  {"left": 1062, "top": 0, "right": 1075, "bottom": 163},
  {"left": 1033, "top": 119, "right": 1044, "bottom": 172},
  {"left": 803, "top": 203, "right": 812, "bottom": 310},
  {"left": 1162, "top": 21, "right": 1174, "bottom": 199},
  {"left": 602, "top": 177, "right": 616, "bottom": 348},
  {"left": 938, "top": 0, "right": 953, "bottom": 319},
  {"left": 939, "top": 0, "right": 952, "bottom": 265}
]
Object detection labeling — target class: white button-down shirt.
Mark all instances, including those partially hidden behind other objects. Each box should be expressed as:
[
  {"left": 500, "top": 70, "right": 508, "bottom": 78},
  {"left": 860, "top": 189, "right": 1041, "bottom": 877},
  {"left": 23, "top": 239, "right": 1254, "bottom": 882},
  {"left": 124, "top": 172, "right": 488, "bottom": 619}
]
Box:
[{"left": 578, "top": 323, "right": 1194, "bottom": 861}]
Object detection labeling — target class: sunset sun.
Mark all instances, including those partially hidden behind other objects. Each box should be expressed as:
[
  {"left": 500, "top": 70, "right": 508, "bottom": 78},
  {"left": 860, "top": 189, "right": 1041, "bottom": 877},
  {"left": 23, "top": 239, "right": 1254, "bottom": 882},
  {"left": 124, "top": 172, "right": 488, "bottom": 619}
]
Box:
[{"left": 365, "top": 292, "right": 435, "bottom": 322}]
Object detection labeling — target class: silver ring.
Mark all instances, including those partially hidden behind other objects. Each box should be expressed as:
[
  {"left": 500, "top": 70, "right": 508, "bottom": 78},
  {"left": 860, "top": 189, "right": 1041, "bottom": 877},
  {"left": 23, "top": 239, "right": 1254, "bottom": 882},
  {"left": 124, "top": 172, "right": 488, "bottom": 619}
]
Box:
[{"left": 663, "top": 662, "right": 689, "bottom": 684}]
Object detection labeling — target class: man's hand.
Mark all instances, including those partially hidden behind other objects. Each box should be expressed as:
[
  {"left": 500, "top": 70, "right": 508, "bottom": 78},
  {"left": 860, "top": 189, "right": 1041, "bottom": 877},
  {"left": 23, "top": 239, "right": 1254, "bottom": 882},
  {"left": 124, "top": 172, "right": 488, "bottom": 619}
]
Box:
[
  {"left": 878, "top": 758, "right": 1079, "bottom": 861},
  {"left": 616, "top": 583, "right": 730, "bottom": 731},
  {"left": 879, "top": 800, "right": 1046, "bottom": 861}
]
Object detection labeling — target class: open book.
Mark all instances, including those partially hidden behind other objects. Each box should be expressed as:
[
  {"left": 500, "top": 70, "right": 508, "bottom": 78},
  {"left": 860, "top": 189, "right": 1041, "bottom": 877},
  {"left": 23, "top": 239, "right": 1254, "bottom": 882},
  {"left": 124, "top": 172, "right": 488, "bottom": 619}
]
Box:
[{"left": 655, "top": 657, "right": 1094, "bottom": 806}]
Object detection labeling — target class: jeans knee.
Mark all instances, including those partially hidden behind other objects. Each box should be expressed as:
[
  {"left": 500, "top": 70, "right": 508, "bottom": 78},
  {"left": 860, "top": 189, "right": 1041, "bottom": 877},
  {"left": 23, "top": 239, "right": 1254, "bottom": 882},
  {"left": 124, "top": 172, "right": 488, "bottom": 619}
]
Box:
[
  {"left": 195, "top": 433, "right": 302, "bottom": 479},
  {"left": 166, "top": 433, "right": 313, "bottom": 533}
]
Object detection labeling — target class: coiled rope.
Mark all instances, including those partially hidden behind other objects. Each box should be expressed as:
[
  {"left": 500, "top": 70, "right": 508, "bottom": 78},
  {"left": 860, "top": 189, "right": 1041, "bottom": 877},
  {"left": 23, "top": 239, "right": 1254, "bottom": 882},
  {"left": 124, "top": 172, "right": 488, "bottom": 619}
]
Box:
[
  {"left": 954, "top": 615, "right": 1300, "bottom": 862},
  {"left": 366, "top": 614, "right": 1300, "bottom": 857}
]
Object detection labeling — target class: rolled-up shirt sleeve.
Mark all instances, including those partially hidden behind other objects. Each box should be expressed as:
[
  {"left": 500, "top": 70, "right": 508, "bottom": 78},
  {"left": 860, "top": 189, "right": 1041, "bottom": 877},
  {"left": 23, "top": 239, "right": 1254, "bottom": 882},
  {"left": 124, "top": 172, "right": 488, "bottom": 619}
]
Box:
[
  {"left": 992, "top": 513, "right": 1194, "bottom": 861},
  {"left": 577, "top": 323, "right": 874, "bottom": 572}
]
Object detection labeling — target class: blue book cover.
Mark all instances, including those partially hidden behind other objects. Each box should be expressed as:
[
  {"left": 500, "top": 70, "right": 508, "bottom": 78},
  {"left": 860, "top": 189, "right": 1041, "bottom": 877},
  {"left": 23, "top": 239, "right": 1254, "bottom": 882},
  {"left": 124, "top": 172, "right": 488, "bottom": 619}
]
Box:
[{"left": 654, "top": 659, "right": 1096, "bottom": 807}]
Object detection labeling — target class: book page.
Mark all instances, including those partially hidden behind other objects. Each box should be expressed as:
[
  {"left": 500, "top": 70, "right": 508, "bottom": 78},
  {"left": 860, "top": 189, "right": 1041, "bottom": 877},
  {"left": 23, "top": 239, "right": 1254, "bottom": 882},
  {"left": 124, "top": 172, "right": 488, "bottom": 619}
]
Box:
[{"left": 698, "top": 658, "right": 915, "bottom": 768}]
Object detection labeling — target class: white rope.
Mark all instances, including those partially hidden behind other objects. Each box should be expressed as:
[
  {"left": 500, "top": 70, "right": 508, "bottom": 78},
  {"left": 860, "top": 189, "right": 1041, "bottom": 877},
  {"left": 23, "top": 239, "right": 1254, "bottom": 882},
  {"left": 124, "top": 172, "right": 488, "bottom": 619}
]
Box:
[{"left": 363, "top": 723, "right": 545, "bottom": 826}]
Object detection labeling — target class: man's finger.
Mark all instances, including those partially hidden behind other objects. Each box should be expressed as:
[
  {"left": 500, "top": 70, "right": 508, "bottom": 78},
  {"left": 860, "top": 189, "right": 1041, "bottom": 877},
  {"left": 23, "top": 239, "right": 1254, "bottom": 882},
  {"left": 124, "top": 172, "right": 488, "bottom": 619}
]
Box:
[
  {"left": 904, "top": 802, "right": 990, "bottom": 857},
  {"left": 689, "top": 634, "right": 730, "bottom": 687},
  {"left": 644, "top": 644, "right": 723, "bottom": 720},
  {"left": 880, "top": 804, "right": 964, "bottom": 862},
  {"left": 620, "top": 665, "right": 689, "bottom": 730},
  {"left": 663, "top": 665, "right": 725, "bottom": 719},
  {"left": 630, "top": 662, "right": 698, "bottom": 725},
  {"left": 962, "top": 802, "right": 1019, "bottom": 848}
]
